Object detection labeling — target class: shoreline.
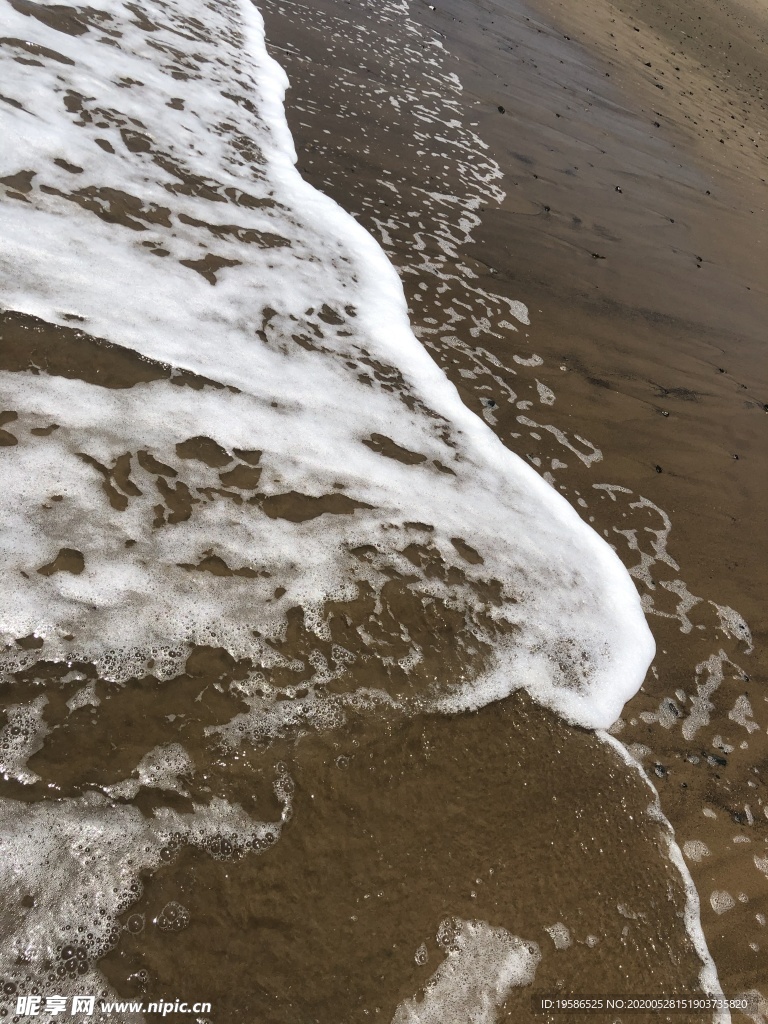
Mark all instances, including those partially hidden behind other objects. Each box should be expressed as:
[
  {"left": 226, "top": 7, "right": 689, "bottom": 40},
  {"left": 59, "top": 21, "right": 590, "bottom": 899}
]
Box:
[
  {"left": 261, "top": 0, "right": 767, "bottom": 1005},
  {"left": 0, "top": 0, "right": 765, "bottom": 1016}
]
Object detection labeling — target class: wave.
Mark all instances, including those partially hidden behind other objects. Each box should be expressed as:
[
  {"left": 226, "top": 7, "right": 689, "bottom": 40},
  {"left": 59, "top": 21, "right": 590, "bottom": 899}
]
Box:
[{"left": 0, "top": 0, "right": 653, "bottom": 733}]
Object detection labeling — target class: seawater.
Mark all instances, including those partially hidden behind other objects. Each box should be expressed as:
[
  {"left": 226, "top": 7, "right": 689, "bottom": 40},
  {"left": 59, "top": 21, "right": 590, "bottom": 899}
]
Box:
[
  {"left": 0, "top": 0, "right": 733, "bottom": 1017},
  {"left": 258, "top": 0, "right": 766, "bottom": 1011}
]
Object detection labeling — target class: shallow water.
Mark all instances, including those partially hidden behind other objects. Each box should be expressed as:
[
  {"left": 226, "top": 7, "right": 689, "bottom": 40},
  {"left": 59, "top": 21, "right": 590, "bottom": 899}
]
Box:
[
  {"left": 258, "top": 0, "right": 768, "bottom": 1008},
  {"left": 0, "top": 0, "right": 764, "bottom": 1020}
]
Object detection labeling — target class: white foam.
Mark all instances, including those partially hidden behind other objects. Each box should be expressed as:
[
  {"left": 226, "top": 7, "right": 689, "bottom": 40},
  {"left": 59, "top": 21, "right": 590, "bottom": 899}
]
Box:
[
  {"left": 683, "top": 651, "right": 732, "bottom": 741},
  {"left": 0, "top": 695, "right": 49, "bottom": 784},
  {"left": 535, "top": 380, "right": 556, "bottom": 406},
  {"left": 66, "top": 680, "right": 100, "bottom": 713},
  {"left": 391, "top": 919, "right": 540, "bottom": 1024},
  {"left": 103, "top": 742, "right": 194, "bottom": 799},
  {"left": 710, "top": 891, "right": 736, "bottom": 915},
  {"left": 729, "top": 695, "right": 759, "bottom": 733},
  {"left": 544, "top": 921, "right": 572, "bottom": 949},
  {"left": 709, "top": 601, "right": 754, "bottom": 653},
  {"left": 738, "top": 989, "right": 768, "bottom": 1024},
  {"left": 600, "top": 732, "right": 730, "bottom": 1023},
  {"left": 0, "top": 0, "right": 654, "bottom": 731},
  {"left": 683, "top": 840, "right": 711, "bottom": 863},
  {"left": 0, "top": 779, "right": 290, "bottom": 1000}
]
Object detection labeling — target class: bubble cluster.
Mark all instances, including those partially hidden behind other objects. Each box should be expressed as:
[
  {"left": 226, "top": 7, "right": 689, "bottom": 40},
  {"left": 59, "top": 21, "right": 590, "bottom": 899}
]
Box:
[
  {"left": 392, "top": 919, "right": 540, "bottom": 1024},
  {"left": 0, "top": 0, "right": 652, "bottom": 735},
  {"left": 0, "top": 695, "right": 49, "bottom": 784},
  {"left": 155, "top": 901, "right": 190, "bottom": 933},
  {"left": 0, "top": 772, "right": 292, "bottom": 1002},
  {"left": 104, "top": 744, "right": 194, "bottom": 800}
]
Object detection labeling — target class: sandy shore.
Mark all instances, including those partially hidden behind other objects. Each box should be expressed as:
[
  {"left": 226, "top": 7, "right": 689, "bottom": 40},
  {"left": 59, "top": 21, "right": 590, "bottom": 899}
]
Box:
[
  {"left": 258, "top": 0, "right": 768, "bottom": 1010},
  {"left": 1, "top": 0, "right": 765, "bottom": 1017}
]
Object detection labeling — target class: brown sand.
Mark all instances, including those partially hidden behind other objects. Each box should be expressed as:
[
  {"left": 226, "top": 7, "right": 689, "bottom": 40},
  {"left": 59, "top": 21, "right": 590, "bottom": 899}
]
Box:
[
  {"left": 98, "top": 698, "right": 710, "bottom": 1021},
  {"left": 1, "top": 0, "right": 766, "bottom": 1018},
  {"left": 255, "top": 0, "right": 768, "bottom": 1011}
]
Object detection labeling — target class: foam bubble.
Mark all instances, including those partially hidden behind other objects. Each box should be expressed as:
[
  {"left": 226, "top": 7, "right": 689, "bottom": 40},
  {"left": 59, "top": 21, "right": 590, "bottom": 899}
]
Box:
[
  {"left": 0, "top": 778, "right": 291, "bottom": 991},
  {"left": 683, "top": 840, "right": 711, "bottom": 863},
  {"left": 392, "top": 919, "right": 540, "bottom": 1024},
  {"left": 0, "top": 0, "right": 654, "bottom": 733},
  {"left": 710, "top": 891, "right": 736, "bottom": 915},
  {"left": 544, "top": 922, "right": 572, "bottom": 950}
]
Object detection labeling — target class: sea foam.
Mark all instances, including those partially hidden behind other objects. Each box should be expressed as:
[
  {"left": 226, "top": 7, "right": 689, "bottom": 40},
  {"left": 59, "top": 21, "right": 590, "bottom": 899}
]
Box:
[
  {"left": 0, "top": 0, "right": 654, "bottom": 732},
  {"left": 0, "top": 0, "right": 713, "bottom": 1010},
  {"left": 392, "top": 919, "right": 540, "bottom": 1023}
]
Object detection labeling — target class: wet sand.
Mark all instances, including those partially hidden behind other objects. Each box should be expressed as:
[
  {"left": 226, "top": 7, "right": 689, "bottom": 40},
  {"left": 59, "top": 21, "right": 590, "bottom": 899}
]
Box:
[
  {"left": 97, "top": 698, "right": 709, "bottom": 1021},
  {"left": 1, "top": 0, "right": 766, "bottom": 1019},
  {"left": 256, "top": 0, "right": 768, "bottom": 1011}
]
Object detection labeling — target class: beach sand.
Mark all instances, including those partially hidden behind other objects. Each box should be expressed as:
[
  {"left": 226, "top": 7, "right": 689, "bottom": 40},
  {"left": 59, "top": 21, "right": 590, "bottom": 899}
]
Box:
[
  {"left": 1, "top": 0, "right": 766, "bottom": 1018},
  {"left": 252, "top": 0, "right": 768, "bottom": 1010}
]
